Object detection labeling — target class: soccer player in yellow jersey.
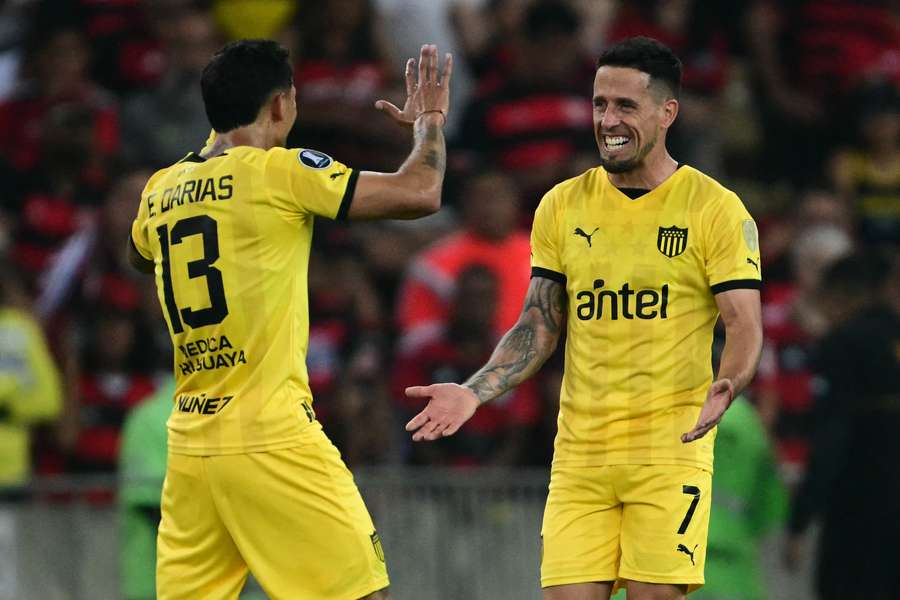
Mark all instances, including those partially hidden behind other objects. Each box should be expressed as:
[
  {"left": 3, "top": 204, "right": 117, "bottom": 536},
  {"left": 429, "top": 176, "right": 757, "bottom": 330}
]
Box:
[
  {"left": 127, "top": 40, "right": 452, "bottom": 600},
  {"left": 406, "top": 37, "right": 763, "bottom": 600}
]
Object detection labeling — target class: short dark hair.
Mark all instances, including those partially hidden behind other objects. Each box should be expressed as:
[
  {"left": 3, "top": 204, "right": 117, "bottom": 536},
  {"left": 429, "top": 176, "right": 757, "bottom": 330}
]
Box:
[
  {"left": 201, "top": 39, "right": 294, "bottom": 132},
  {"left": 597, "top": 37, "right": 682, "bottom": 99}
]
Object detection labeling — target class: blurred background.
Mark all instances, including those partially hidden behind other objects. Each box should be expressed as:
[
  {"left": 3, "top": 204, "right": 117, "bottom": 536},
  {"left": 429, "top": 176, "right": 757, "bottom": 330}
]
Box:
[{"left": 0, "top": 0, "right": 898, "bottom": 599}]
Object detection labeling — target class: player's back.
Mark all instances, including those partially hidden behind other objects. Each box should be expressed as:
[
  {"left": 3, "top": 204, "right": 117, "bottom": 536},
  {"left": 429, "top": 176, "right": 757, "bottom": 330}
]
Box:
[{"left": 131, "top": 146, "right": 356, "bottom": 455}]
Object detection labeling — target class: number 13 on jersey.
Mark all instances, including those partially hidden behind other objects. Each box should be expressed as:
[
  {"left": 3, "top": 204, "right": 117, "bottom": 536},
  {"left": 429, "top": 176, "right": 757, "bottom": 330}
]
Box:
[{"left": 157, "top": 215, "right": 229, "bottom": 334}]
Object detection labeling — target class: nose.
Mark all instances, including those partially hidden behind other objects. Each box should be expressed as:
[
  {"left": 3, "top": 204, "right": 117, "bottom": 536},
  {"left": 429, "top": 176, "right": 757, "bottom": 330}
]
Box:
[{"left": 598, "top": 108, "right": 621, "bottom": 130}]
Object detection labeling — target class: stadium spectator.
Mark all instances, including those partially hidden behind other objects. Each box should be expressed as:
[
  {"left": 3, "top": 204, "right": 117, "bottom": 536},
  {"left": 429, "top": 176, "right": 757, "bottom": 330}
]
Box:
[
  {"left": 0, "top": 23, "right": 118, "bottom": 174},
  {"left": 756, "top": 224, "right": 852, "bottom": 471},
  {"left": 393, "top": 265, "right": 540, "bottom": 466},
  {"left": 785, "top": 253, "right": 900, "bottom": 599},
  {"left": 0, "top": 260, "right": 62, "bottom": 600},
  {"left": 746, "top": 0, "right": 900, "bottom": 186},
  {"left": 290, "top": 0, "right": 404, "bottom": 171},
  {"left": 448, "top": 0, "right": 528, "bottom": 87},
  {"left": 211, "top": 0, "right": 296, "bottom": 41},
  {"left": 0, "top": 260, "right": 62, "bottom": 490},
  {"left": 306, "top": 246, "right": 397, "bottom": 466},
  {"left": 2, "top": 103, "right": 109, "bottom": 292},
  {"left": 830, "top": 81, "right": 900, "bottom": 248},
  {"left": 454, "top": 0, "right": 595, "bottom": 204},
  {"left": 69, "top": 308, "right": 155, "bottom": 475},
  {"left": 395, "top": 170, "right": 530, "bottom": 355},
  {"left": 122, "top": 8, "right": 222, "bottom": 167}
]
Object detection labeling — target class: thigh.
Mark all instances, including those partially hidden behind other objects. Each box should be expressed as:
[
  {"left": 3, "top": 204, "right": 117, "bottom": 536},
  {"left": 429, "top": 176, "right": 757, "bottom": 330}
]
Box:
[
  {"left": 540, "top": 466, "right": 621, "bottom": 589},
  {"left": 617, "top": 465, "right": 711, "bottom": 593},
  {"left": 543, "top": 582, "right": 614, "bottom": 600},
  {"left": 207, "top": 429, "right": 389, "bottom": 600},
  {"left": 157, "top": 453, "right": 247, "bottom": 600}
]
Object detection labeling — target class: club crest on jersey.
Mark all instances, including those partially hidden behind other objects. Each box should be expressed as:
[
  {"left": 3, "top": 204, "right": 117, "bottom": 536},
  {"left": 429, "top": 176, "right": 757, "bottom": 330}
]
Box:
[
  {"left": 298, "top": 149, "right": 333, "bottom": 169},
  {"left": 657, "top": 225, "right": 688, "bottom": 258}
]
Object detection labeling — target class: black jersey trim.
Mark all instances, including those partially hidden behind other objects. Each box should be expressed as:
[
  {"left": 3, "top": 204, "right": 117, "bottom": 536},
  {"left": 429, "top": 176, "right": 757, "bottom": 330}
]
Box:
[
  {"left": 178, "top": 152, "right": 206, "bottom": 164},
  {"left": 531, "top": 266, "right": 567, "bottom": 285},
  {"left": 336, "top": 170, "right": 359, "bottom": 221},
  {"left": 710, "top": 279, "right": 762, "bottom": 294}
]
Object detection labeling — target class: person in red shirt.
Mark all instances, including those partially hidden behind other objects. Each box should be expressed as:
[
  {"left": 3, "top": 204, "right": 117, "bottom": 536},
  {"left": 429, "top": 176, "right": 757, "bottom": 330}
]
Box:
[
  {"left": 393, "top": 265, "right": 540, "bottom": 466},
  {"left": 396, "top": 170, "right": 531, "bottom": 355}
]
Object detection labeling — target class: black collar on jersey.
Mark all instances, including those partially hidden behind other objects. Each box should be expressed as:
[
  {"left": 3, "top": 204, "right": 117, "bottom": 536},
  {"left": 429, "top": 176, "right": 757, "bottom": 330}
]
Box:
[
  {"left": 615, "top": 163, "right": 683, "bottom": 199},
  {"left": 178, "top": 152, "right": 206, "bottom": 163}
]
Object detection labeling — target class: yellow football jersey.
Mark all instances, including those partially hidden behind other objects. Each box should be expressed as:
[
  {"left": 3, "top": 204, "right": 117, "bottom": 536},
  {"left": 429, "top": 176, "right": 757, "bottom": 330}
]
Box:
[
  {"left": 531, "top": 165, "right": 761, "bottom": 471},
  {"left": 131, "top": 146, "right": 357, "bottom": 455}
]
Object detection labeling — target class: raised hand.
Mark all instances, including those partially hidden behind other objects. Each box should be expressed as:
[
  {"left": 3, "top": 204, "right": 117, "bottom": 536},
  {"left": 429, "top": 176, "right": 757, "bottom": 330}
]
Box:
[
  {"left": 375, "top": 44, "right": 452, "bottom": 127},
  {"left": 404, "top": 383, "right": 479, "bottom": 442},
  {"left": 681, "top": 378, "right": 734, "bottom": 443}
]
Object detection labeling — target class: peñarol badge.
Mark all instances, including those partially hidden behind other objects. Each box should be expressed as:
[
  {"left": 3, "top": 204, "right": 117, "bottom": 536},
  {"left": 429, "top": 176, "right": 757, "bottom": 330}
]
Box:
[
  {"left": 657, "top": 225, "right": 688, "bottom": 258},
  {"left": 370, "top": 531, "right": 385, "bottom": 562},
  {"left": 742, "top": 219, "right": 758, "bottom": 252},
  {"left": 298, "top": 149, "right": 333, "bottom": 169}
]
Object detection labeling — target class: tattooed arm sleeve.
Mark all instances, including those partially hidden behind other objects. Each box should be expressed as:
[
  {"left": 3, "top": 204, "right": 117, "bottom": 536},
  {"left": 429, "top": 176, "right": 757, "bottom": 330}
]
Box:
[{"left": 463, "top": 275, "right": 566, "bottom": 405}]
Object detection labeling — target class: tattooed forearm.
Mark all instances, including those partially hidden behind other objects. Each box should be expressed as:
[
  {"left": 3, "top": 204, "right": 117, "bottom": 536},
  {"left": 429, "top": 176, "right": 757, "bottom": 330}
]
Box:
[
  {"left": 410, "top": 118, "right": 445, "bottom": 174},
  {"left": 463, "top": 276, "right": 565, "bottom": 404}
]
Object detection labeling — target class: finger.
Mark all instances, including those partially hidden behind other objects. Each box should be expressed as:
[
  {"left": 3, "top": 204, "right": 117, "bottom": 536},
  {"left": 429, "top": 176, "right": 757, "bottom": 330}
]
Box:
[
  {"left": 374, "top": 100, "right": 404, "bottom": 121},
  {"left": 405, "top": 410, "right": 429, "bottom": 431},
  {"left": 405, "top": 385, "right": 433, "bottom": 399},
  {"left": 430, "top": 45, "right": 439, "bottom": 83},
  {"left": 423, "top": 421, "right": 449, "bottom": 441},
  {"left": 418, "top": 45, "right": 428, "bottom": 87},
  {"left": 442, "top": 419, "right": 463, "bottom": 437},
  {"left": 405, "top": 58, "right": 416, "bottom": 96},
  {"left": 413, "top": 418, "right": 440, "bottom": 442},
  {"left": 681, "top": 420, "right": 715, "bottom": 442},
  {"left": 440, "top": 52, "right": 453, "bottom": 88}
]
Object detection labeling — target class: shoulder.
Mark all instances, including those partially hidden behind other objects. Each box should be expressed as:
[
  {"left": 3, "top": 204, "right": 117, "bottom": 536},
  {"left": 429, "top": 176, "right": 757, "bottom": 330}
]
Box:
[
  {"left": 538, "top": 167, "right": 603, "bottom": 213},
  {"left": 678, "top": 166, "right": 738, "bottom": 202}
]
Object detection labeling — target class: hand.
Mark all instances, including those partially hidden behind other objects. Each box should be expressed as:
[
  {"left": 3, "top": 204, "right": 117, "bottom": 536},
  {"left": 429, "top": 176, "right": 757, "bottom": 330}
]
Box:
[
  {"left": 375, "top": 44, "right": 452, "bottom": 127},
  {"left": 404, "top": 383, "right": 479, "bottom": 441},
  {"left": 681, "top": 378, "right": 734, "bottom": 443}
]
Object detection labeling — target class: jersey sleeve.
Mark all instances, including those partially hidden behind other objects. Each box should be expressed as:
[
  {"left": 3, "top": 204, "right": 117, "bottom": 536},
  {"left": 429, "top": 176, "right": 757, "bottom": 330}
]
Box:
[
  {"left": 530, "top": 189, "right": 566, "bottom": 284},
  {"left": 130, "top": 184, "right": 154, "bottom": 261},
  {"left": 265, "top": 147, "right": 358, "bottom": 220},
  {"left": 703, "top": 191, "right": 762, "bottom": 294}
]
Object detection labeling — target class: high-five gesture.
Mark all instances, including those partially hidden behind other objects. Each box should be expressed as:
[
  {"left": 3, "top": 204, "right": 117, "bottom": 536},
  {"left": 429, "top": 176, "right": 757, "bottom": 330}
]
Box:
[{"left": 376, "top": 44, "right": 452, "bottom": 126}]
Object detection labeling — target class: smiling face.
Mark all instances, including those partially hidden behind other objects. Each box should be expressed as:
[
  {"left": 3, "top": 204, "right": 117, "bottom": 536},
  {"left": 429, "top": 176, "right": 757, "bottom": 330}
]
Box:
[{"left": 592, "top": 66, "right": 677, "bottom": 174}]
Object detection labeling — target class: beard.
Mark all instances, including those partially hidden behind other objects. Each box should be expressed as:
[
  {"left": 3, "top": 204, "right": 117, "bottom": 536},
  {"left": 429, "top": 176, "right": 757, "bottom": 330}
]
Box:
[{"left": 597, "top": 129, "right": 657, "bottom": 174}]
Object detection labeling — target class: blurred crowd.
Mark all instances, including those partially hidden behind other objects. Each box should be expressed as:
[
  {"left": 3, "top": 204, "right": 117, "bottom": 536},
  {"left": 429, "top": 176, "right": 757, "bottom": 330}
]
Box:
[{"left": 0, "top": 0, "right": 898, "bottom": 596}]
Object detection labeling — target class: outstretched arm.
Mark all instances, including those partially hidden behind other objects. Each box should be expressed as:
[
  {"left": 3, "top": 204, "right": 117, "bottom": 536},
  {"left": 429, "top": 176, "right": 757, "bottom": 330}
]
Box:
[
  {"left": 405, "top": 276, "right": 566, "bottom": 441},
  {"left": 347, "top": 44, "right": 452, "bottom": 220}
]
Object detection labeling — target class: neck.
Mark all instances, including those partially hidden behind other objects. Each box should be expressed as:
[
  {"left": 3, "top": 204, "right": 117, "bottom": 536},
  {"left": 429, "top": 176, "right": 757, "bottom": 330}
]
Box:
[
  {"left": 202, "top": 123, "right": 278, "bottom": 158},
  {"left": 606, "top": 148, "right": 678, "bottom": 190}
]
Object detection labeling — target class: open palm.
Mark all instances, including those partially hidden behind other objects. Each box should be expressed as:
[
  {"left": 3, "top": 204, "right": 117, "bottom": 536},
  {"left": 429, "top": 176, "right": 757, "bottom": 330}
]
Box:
[
  {"left": 375, "top": 44, "right": 452, "bottom": 126},
  {"left": 681, "top": 378, "right": 734, "bottom": 443},
  {"left": 404, "top": 383, "right": 479, "bottom": 442}
]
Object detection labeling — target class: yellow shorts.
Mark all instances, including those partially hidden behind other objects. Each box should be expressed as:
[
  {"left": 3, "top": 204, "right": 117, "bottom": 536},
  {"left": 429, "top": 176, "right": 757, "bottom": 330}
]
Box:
[
  {"left": 156, "top": 426, "right": 389, "bottom": 600},
  {"left": 541, "top": 464, "right": 711, "bottom": 594}
]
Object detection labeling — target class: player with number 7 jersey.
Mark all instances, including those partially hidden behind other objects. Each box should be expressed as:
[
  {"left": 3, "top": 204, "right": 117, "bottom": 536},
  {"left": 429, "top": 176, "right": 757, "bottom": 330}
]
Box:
[{"left": 129, "top": 40, "right": 452, "bottom": 600}]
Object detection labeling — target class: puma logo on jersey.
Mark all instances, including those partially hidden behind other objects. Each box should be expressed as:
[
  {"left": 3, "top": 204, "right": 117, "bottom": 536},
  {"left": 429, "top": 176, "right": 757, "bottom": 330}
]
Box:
[
  {"left": 574, "top": 227, "right": 599, "bottom": 247},
  {"left": 676, "top": 544, "right": 698, "bottom": 565},
  {"left": 747, "top": 257, "right": 759, "bottom": 272},
  {"left": 330, "top": 171, "right": 345, "bottom": 180}
]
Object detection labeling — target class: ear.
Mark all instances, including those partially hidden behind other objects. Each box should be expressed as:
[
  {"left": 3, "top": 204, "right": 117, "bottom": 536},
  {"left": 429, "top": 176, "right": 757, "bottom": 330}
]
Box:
[
  {"left": 270, "top": 91, "right": 287, "bottom": 124},
  {"left": 661, "top": 98, "right": 679, "bottom": 129}
]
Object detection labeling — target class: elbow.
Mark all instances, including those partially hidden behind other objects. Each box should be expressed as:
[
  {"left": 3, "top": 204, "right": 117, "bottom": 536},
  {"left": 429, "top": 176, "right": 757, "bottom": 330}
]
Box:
[{"left": 407, "top": 187, "right": 442, "bottom": 217}]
